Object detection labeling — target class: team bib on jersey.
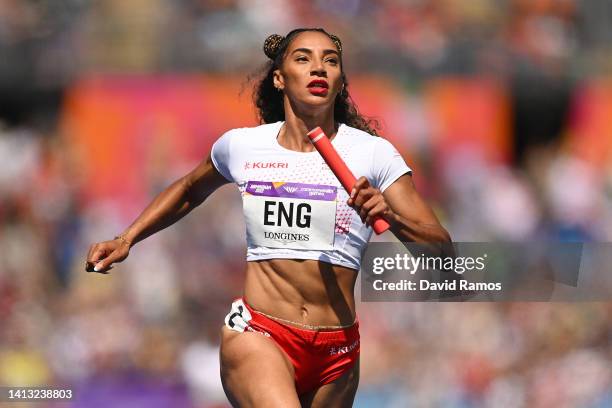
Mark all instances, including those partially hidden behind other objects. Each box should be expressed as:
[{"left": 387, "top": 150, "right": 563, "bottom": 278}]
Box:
[{"left": 242, "top": 181, "right": 337, "bottom": 250}]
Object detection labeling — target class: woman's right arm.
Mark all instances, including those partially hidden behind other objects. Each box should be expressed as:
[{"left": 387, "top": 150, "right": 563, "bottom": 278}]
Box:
[{"left": 85, "top": 153, "right": 229, "bottom": 273}]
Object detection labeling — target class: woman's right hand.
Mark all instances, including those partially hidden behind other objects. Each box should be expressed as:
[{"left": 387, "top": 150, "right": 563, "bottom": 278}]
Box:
[{"left": 85, "top": 236, "right": 131, "bottom": 274}]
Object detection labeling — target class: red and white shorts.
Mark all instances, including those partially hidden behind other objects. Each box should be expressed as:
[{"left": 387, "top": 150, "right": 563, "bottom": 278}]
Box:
[{"left": 224, "top": 297, "right": 360, "bottom": 395}]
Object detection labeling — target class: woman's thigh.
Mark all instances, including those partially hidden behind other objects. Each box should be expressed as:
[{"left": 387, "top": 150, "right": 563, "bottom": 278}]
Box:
[
  {"left": 219, "top": 326, "right": 301, "bottom": 408},
  {"left": 299, "top": 357, "right": 360, "bottom": 408}
]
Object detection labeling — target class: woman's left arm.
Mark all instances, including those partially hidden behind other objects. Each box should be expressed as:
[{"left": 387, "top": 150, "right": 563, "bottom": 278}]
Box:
[{"left": 348, "top": 174, "right": 451, "bottom": 244}]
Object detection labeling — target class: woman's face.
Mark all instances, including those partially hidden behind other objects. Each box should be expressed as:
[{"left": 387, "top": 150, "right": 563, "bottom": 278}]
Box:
[{"left": 273, "top": 31, "right": 343, "bottom": 111}]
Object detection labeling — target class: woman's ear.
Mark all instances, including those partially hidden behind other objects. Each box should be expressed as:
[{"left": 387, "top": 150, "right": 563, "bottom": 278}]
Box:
[{"left": 273, "top": 69, "right": 284, "bottom": 91}]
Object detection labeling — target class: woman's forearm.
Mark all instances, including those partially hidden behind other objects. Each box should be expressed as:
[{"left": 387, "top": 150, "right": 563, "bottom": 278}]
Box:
[
  {"left": 117, "top": 177, "right": 197, "bottom": 247},
  {"left": 388, "top": 213, "right": 452, "bottom": 244},
  {"left": 388, "top": 213, "right": 454, "bottom": 261}
]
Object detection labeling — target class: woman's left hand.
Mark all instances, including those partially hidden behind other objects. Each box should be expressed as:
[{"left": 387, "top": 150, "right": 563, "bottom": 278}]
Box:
[{"left": 347, "top": 176, "right": 395, "bottom": 227}]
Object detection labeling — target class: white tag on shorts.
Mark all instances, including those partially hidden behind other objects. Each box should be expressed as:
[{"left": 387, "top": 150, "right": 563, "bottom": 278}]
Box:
[
  {"left": 242, "top": 181, "right": 337, "bottom": 250},
  {"left": 224, "top": 299, "right": 253, "bottom": 333}
]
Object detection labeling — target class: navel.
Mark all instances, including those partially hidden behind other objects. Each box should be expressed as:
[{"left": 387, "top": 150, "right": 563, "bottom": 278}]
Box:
[{"left": 300, "top": 304, "right": 309, "bottom": 319}]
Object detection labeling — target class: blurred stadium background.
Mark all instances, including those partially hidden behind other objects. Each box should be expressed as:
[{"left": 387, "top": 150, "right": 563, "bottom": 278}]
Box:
[{"left": 1, "top": 0, "right": 611, "bottom": 407}]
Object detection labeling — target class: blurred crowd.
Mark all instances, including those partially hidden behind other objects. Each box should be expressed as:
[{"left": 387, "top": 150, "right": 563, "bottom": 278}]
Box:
[
  {"left": 2, "top": 0, "right": 612, "bottom": 78},
  {"left": 1, "top": 0, "right": 612, "bottom": 407}
]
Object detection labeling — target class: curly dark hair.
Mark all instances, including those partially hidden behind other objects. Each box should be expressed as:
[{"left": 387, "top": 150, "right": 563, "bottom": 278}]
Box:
[{"left": 253, "top": 28, "right": 380, "bottom": 136}]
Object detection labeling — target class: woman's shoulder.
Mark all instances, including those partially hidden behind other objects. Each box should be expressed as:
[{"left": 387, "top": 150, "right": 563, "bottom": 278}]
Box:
[
  {"left": 215, "top": 122, "right": 282, "bottom": 148},
  {"left": 224, "top": 121, "right": 282, "bottom": 137},
  {"left": 339, "top": 123, "right": 382, "bottom": 147}
]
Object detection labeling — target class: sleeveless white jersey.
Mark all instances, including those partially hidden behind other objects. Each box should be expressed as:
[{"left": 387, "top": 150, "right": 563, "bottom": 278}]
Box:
[{"left": 210, "top": 121, "right": 411, "bottom": 270}]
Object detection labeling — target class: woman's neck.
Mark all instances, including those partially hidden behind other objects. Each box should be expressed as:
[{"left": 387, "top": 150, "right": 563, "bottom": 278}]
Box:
[{"left": 279, "top": 106, "right": 337, "bottom": 152}]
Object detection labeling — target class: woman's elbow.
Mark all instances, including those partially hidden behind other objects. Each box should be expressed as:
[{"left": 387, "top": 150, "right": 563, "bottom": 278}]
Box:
[
  {"left": 439, "top": 226, "right": 452, "bottom": 243},
  {"left": 425, "top": 224, "right": 451, "bottom": 244}
]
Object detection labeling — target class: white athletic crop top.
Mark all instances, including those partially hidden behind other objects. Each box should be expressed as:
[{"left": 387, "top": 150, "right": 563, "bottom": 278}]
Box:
[{"left": 210, "top": 121, "right": 412, "bottom": 270}]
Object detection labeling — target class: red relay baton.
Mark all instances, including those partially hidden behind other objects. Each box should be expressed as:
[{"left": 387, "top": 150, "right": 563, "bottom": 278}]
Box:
[{"left": 307, "top": 127, "right": 390, "bottom": 235}]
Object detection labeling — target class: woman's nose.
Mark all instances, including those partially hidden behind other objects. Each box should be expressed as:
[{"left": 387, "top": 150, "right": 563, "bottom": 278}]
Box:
[{"left": 311, "top": 59, "right": 326, "bottom": 76}]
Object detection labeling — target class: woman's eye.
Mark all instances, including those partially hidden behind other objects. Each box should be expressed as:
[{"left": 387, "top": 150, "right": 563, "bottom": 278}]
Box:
[
  {"left": 296, "top": 56, "right": 308, "bottom": 62},
  {"left": 326, "top": 58, "right": 338, "bottom": 65}
]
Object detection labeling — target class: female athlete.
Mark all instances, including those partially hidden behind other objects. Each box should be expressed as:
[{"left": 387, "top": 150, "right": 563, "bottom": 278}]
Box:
[{"left": 85, "top": 28, "right": 451, "bottom": 407}]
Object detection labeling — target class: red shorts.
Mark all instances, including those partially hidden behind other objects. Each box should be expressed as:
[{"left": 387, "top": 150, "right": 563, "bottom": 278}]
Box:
[{"left": 224, "top": 298, "right": 360, "bottom": 395}]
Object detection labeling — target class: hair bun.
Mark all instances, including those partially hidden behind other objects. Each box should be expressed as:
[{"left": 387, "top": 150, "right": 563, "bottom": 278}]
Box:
[{"left": 263, "top": 34, "right": 284, "bottom": 60}]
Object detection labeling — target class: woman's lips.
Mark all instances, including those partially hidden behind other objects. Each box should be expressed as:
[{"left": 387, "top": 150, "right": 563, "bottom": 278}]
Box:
[
  {"left": 308, "top": 87, "right": 328, "bottom": 96},
  {"left": 307, "top": 79, "right": 329, "bottom": 96}
]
